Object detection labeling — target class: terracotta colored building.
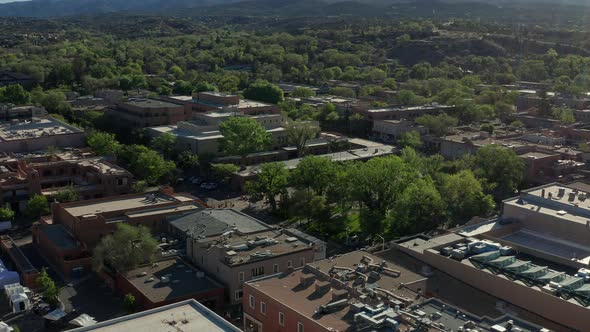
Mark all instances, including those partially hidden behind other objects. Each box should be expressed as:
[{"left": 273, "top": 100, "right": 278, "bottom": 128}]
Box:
[{"left": 0, "top": 150, "right": 133, "bottom": 214}]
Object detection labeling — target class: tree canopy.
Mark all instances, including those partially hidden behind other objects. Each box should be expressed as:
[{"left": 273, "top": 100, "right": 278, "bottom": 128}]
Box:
[
  {"left": 219, "top": 117, "right": 272, "bottom": 157},
  {"left": 93, "top": 224, "right": 158, "bottom": 272}
]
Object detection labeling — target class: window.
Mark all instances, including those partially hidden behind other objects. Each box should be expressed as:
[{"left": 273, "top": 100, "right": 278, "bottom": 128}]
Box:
[
  {"left": 300, "top": 257, "right": 305, "bottom": 267},
  {"left": 252, "top": 266, "right": 265, "bottom": 277},
  {"left": 273, "top": 264, "right": 279, "bottom": 274},
  {"left": 249, "top": 295, "right": 255, "bottom": 308},
  {"left": 298, "top": 322, "right": 304, "bottom": 332},
  {"left": 260, "top": 301, "right": 266, "bottom": 315},
  {"left": 287, "top": 260, "right": 292, "bottom": 268},
  {"left": 239, "top": 272, "right": 245, "bottom": 282},
  {"left": 235, "top": 289, "right": 243, "bottom": 301},
  {"left": 279, "top": 312, "right": 285, "bottom": 326}
]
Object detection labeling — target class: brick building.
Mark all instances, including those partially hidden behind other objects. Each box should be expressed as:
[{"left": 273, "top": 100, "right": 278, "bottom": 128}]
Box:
[
  {"left": 242, "top": 251, "right": 427, "bottom": 332},
  {"left": 35, "top": 189, "right": 205, "bottom": 280},
  {"left": 110, "top": 98, "right": 187, "bottom": 129}
]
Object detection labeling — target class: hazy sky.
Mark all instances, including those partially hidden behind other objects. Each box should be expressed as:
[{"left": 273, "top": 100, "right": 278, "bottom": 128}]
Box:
[{"left": 0, "top": 0, "right": 29, "bottom": 3}]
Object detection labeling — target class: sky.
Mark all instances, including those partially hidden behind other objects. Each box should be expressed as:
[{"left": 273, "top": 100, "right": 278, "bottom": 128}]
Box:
[{"left": 0, "top": 0, "right": 29, "bottom": 3}]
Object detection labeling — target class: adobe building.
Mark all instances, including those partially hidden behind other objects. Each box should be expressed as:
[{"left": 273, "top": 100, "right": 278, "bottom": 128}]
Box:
[
  {"left": 388, "top": 182, "right": 590, "bottom": 331},
  {"left": 0, "top": 150, "right": 133, "bottom": 213},
  {"left": 0, "top": 115, "right": 85, "bottom": 153},
  {"left": 110, "top": 98, "right": 187, "bottom": 129}
]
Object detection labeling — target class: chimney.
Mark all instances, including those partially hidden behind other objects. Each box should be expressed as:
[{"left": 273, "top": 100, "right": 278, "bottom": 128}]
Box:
[
  {"left": 299, "top": 273, "right": 315, "bottom": 286},
  {"left": 315, "top": 281, "right": 331, "bottom": 293}
]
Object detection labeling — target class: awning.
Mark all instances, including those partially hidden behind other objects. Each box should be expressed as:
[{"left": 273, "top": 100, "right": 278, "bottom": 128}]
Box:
[
  {"left": 43, "top": 308, "right": 66, "bottom": 321},
  {"left": 69, "top": 314, "right": 97, "bottom": 327}
]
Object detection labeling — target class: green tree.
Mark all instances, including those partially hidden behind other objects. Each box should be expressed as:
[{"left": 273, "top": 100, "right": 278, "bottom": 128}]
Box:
[
  {"left": 480, "top": 124, "right": 495, "bottom": 135},
  {"left": 194, "top": 82, "right": 218, "bottom": 93},
  {"left": 212, "top": 163, "right": 240, "bottom": 184},
  {"left": 291, "top": 156, "right": 337, "bottom": 195},
  {"left": 37, "top": 268, "right": 59, "bottom": 307},
  {"left": 219, "top": 117, "right": 271, "bottom": 158},
  {"left": 396, "top": 90, "right": 427, "bottom": 106},
  {"left": 117, "top": 145, "right": 176, "bottom": 185},
  {"left": 439, "top": 170, "right": 496, "bottom": 225},
  {"left": 26, "top": 195, "right": 50, "bottom": 218},
  {"left": 54, "top": 187, "right": 79, "bottom": 203},
  {"left": 151, "top": 133, "right": 177, "bottom": 159},
  {"left": 177, "top": 151, "right": 199, "bottom": 171},
  {"left": 416, "top": 113, "right": 458, "bottom": 137},
  {"left": 291, "top": 87, "right": 316, "bottom": 98},
  {"left": 285, "top": 120, "right": 320, "bottom": 157},
  {"left": 93, "top": 224, "right": 158, "bottom": 272},
  {"left": 552, "top": 107, "right": 576, "bottom": 124},
  {"left": 348, "top": 156, "right": 418, "bottom": 233},
  {"left": 383, "top": 78, "right": 397, "bottom": 90},
  {"left": 0, "top": 84, "right": 30, "bottom": 105},
  {"left": 289, "top": 189, "right": 327, "bottom": 224},
  {"left": 38, "top": 90, "right": 67, "bottom": 114},
  {"left": 398, "top": 131, "right": 421, "bottom": 149},
  {"left": 243, "top": 81, "right": 284, "bottom": 104},
  {"left": 329, "top": 87, "right": 355, "bottom": 98},
  {"left": 123, "top": 294, "right": 136, "bottom": 314},
  {"left": 87, "top": 131, "right": 120, "bottom": 156},
  {"left": 472, "top": 145, "right": 525, "bottom": 200},
  {"left": 0, "top": 205, "right": 14, "bottom": 221},
  {"left": 393, "top": 178, "right": 445, "bottom": 234},
  {"left": 247, "top": 162, "right": 289, "bottom": 211}
]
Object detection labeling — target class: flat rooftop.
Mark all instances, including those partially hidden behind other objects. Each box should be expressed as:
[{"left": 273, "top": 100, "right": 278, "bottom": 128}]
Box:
[
  {"left": 39, "top": 224, "right": 79, "bottom": 251},
  {"left": 238, "top": 144, "right": 396, "bottom": 177},
  {"left": 412, "top": 299, "right": 546, "bottom": 332},
  {"left": 197, "top": 230, "right": 312, "bottom": 266},
  {"left": 122, "top": 98, "right": 183, "bottom": 109},
  {"left": 64, "top": 193, "right": 181, "bottom": 217},
  {"left": 247, "top": 251, "right": 426, "bottom": 332},
  {"left": 504, "top": 182, "right": 590, "bottom": 226},
  {"left": 309, "top": 251, "right": 426, "bottom": 299},
  {"left": 70, "top": 299, "right": 240, "bottom": 332},
  {"left": 123, "top": 257, "right": 223, "bottom": 304},
  {"left": 366, "top": 104, "right": 452, "bottom": 113},
  {"left": 501, "top": 230, "right": 590, "bottom": 265},
  {"left": 169, "top": 209, "right": 273, "bottom": 237},
  {"left": 0, "top": 117, "right": 82, "bottom": 141}
]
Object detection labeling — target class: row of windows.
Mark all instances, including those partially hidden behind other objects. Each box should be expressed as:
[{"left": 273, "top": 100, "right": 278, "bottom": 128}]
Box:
[
  {"left": 248, "top": 295, "right": 303, "bottom": 331},
  {"left": 238, "top": 258, "right": 305, "bottom": 283}
]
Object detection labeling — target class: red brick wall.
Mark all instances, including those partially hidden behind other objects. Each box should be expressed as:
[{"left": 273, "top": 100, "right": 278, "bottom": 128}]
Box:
[
  {"left": 243, "top": 282, "right": 328, "bottom": 332},
  {"left": 32, "top": 225, "right": 92, "bottom": 280}
]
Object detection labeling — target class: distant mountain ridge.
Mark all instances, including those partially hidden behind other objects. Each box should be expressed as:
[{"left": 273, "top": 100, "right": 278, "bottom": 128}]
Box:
[{"left": 0, "top": 0, "right": 587, "bottom": 18}]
